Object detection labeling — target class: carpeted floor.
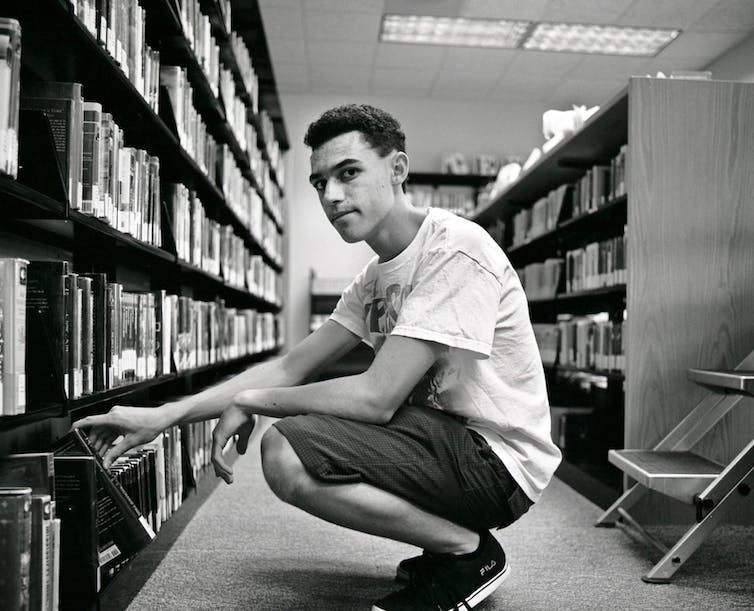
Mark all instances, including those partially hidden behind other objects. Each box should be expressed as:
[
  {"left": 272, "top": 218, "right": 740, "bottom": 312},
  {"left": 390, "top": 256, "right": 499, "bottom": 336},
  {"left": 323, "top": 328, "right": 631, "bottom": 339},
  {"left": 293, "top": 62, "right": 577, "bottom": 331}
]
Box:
[{"left": 105, "top": 418, "right": 754, "bottom": 610}]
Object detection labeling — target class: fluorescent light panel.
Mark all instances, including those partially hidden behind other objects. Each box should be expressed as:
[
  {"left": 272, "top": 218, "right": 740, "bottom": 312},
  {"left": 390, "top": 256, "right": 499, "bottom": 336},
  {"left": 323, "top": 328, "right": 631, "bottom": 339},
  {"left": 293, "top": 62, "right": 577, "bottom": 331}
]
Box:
[{"left": 380, "top": 14, "right": 680, "bottom": 56}]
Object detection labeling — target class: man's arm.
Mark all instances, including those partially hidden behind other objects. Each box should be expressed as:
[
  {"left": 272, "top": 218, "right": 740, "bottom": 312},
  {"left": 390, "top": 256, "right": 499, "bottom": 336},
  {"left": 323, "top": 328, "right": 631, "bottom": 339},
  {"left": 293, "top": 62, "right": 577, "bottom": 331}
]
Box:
[
  {"left": 232, "top": 333, "right": 444, "bottom": 424},
  {"left": 73, "top": 320, "right": 362, "bottom": 465}
]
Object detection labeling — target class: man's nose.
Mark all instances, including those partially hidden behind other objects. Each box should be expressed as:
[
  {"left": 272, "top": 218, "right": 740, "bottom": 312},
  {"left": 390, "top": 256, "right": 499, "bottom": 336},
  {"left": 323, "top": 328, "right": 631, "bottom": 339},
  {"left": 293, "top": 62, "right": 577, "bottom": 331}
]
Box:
[{"left": 323, "top": 179, "right": 344, "bottom": 203}]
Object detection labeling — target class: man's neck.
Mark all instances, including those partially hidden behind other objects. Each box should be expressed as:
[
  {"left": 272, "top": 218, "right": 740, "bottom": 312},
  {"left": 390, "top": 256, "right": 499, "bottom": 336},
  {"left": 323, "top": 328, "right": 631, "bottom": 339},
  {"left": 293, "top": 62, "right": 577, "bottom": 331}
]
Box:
[{"left": 368, "top": 199, "right": 428, "bottom": 263}]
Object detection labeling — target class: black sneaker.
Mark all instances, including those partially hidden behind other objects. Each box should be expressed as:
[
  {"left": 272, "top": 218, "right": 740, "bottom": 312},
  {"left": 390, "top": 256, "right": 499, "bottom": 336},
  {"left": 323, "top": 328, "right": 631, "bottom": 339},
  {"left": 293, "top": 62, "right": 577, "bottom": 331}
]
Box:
[
  {"left": 395, "top": 552, "right": 428, "bottom": 583},
  {"left": 374, "top": 531, "right": 509, "bottom": 611}
]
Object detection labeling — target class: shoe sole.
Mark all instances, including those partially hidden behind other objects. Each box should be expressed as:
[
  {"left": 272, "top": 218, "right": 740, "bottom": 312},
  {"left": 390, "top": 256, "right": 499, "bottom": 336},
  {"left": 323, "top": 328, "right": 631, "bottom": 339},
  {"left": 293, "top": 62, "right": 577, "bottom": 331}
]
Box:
[{"left": 376, "top": 562, "right": 510, "bottom": 611}]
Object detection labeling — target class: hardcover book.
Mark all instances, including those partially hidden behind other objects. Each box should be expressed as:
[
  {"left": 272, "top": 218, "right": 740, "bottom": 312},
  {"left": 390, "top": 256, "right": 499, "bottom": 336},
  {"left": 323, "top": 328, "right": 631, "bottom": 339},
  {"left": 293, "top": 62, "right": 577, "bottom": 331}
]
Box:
[
  {"left": 0, "top": 487, "right": 32, "bottom": 610},
  {"left": 0, "top": 257, "right": 29, "bottom": 415},
  {"left": 26, "top": 261, "right": 70, "bottom": 408}
]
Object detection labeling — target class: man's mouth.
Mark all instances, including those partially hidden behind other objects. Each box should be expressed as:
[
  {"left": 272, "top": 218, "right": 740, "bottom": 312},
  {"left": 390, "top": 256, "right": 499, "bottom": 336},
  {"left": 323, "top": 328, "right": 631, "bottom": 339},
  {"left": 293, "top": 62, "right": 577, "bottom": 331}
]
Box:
[{"left": 331, "top": 210, "right": 355, "bottom": 222}]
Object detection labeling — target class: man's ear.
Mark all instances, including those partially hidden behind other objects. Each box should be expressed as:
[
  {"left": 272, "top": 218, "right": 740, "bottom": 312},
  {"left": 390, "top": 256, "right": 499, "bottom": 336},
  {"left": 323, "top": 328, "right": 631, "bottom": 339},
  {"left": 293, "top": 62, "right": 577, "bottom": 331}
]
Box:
[{"left": 391, "top": 151, "right": 409, "bottom": 185}]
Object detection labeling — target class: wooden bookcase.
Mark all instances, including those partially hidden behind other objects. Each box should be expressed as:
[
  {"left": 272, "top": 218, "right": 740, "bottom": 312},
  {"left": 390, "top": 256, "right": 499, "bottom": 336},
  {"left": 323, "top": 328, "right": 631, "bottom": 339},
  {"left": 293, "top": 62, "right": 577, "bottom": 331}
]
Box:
[
  {"left": 0, "top": 0, "right": 287, "bottom": 461},
  {"left": 472, "top": 76, "right": 754, "bottom": 518}
]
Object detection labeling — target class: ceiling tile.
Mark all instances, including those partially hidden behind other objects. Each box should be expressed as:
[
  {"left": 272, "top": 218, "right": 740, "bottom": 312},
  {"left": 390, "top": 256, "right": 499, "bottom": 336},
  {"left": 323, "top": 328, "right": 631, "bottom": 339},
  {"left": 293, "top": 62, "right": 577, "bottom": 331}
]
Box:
[
  {"left": 489, "top": 76, "right": 558, "bottom": 101},
  {"left": 302, "top": 0, "right": 385, "bottom": 12},
  {"left": 658, "top": 31, "right": 747, "bottom": 59},
  {"left": 272, "top": 62, "right": 309, "bottom": 84},
  {"left": 375, "top": 43, "right": 446, "bottom": 69},
  {"left": 258, "top": 0, "right": 302, "bottom": 10},
  {"left": 617, "top": 0, "right": 718, "bottom": 29},
  {"left": 504, "top": 51, "right": 585, "bottom": 78},
  {"left": 267, "top": 37, "right": 308, "bottom": 64},
  {"left": 459, "top": 0, "right": 549, "bottom": 20},
  {"left": 307, "top": 41, "right": 376, "bottom": 66},
  {"left": 568, "top": 55, "right": 650, "bottom": 80},
  {"left": 431, "top": 72, "right": 496, "bottom": 98},
  {"left": 384, "top": 0, "right": 465, "bottom": 18},
  {"left": 259, "top": 7, "right": 306, "bottom": 40},
  {"left": 542, "top": 0, "right": 635, "bottom": 24},
  {"left": 441, "top": 47, "right": 516, "bottom": 73},
  {"left": 641, "top": 57, "right": 711, "bottom": 75},
  {"left": 310, "top": 64, "right": 372, "bottom": 86},
  {"left": 691, "top": 0, "right": 754, "bottom": 32},
  {"left": 371, "top": 67, "right": 436, "bottom": 94},
  {"left": 304, "top": 10, "right": 381, "bottom": 42}
]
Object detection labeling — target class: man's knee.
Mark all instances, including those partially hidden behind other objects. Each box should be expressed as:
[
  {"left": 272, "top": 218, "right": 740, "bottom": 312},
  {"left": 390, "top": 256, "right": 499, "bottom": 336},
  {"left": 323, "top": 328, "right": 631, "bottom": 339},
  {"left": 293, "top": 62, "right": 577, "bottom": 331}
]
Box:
[{"left": 260, "top": 425, "right": 309, "bottom": 504}]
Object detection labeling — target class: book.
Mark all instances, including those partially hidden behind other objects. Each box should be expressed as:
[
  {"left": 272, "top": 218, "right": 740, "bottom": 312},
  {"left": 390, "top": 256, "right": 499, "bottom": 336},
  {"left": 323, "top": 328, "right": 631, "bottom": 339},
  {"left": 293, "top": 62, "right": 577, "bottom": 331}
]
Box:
[
  {"left": 53, "top": 454, "right": 98, "bottom": 610},
  {"left": 82, "top": 273, "right": 107, "bottom": 392},
  {"left": 0, "top": 18, "right": 22, "bottom": 179},
  {"left": 65, "top": 273, "right": 83, "bottom": 400},
  {"left": 76, "top": 276, "right": 94, "bottom": 395},
  {"left": 0, "top": 258, "right": 29, "bottom": 416},
  {"left": 29, "top": 494, "right": 53, "bottom": 611},
  {"left": 54, "top": 429, "right": 155, "bottom": 564},
  {"left": 106, "top": 282, "right": 122, "bottom": 388},
  {"left": 26, "top": 261, "right": 70, "bottom": 408},
  {"left": 81, "top": 102, "right": 102, "bottom": 216},
  {"left": 0, "top": 487, "right": 32, "bottom": 610},
  {"left": 0, "top": 453, "right": 56, "bottom": 501},
  {"left": 21, "top": 82, "right": 84, "bottom": 210}
]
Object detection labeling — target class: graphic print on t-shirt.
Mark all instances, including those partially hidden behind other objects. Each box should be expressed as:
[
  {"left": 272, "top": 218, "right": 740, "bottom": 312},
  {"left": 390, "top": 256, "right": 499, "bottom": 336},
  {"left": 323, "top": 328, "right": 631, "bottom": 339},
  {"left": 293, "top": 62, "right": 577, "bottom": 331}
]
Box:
[{"left": 364, "top": 282, "right": 412, "bottom": 337}]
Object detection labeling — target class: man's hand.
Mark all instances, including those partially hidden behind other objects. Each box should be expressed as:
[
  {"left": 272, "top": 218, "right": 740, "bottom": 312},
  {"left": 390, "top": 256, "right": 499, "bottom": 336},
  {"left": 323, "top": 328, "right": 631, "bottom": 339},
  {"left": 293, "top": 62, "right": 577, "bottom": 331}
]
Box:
[
  {"left": 211, "top": 405, "right": 257, "bottom": 484},
  {"left": 72, "top": 405, "right": 169, "bottom": 468}
]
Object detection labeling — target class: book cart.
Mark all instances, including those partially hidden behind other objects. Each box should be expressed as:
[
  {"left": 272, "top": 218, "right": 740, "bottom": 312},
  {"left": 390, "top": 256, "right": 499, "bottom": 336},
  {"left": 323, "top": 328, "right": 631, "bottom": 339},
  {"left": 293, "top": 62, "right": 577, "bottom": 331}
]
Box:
[
  {"left": 0, "top": 0, "right": 287, "bottom": 607},
  {"left": 471, "top": 76, "right": 754, "bottom": 517}
]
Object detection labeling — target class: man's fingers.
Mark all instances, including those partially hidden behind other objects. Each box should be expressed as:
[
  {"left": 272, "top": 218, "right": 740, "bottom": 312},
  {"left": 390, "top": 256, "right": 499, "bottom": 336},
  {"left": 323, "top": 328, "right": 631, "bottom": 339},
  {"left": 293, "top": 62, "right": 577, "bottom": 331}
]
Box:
[
  {"left": 211, "top": 431, "right": 234, "bottom": 484},
  {"left": 71, "top": 414, "right": 111, "bottom": 430},
  {"left": 235, "top": 416, "right": 256, "bottom": 455},
  {"left": 103, "top": 436, "right": 136, "bottom": 469}
]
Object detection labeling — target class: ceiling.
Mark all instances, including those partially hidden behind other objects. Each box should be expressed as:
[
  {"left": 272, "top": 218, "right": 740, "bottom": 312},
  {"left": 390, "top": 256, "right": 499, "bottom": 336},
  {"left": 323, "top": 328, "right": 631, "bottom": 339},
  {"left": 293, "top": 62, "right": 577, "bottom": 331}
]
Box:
[{"left": 255, "top": 0, "right": 754, "bottom": 117}]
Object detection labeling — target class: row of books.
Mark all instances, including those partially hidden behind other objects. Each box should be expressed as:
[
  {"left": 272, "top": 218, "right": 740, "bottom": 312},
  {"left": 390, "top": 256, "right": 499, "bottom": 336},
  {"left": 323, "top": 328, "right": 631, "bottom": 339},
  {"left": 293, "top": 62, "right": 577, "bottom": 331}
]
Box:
[
  {"left": 511, "top": 183, "right": 568, "bottom": 247},
  {"left": 565, "top": 231, "right": 627, "bottom": 294},
  {"left": 571, "top": 146, "right": 627, "bottom": 219},
  {"left": 0, "top": 18, "right": 285, "bottom": 237},
  {"left": 165, "top": 183, "right": 283, "bottom": 294},
  {"left": 517, "top": 258, "right": 563, "bottom": 301},
  {"left": 407, "top": 184, "right": 477, "bottom": 218},
  {"left": 0, "top": 258, "right": 284, "bottom": 416},
  {"left": 69, "top": 0, "right": 160, "bottom": 112},
  {"left": 174, "top": 0, "right": 286, "bottom": 195},
  {"left": 533, "top": 314, "right": 626, "bottom": 372},
  {"left": 0, "top": 423, "right": 226, "bottom": 609},
  {"left": 533, "top": 313, "right": 626, "bottom": 371},
  {"left": 509, "top": 146, "right": 627, "bottom": 248},
  {"left": 161, "top": 65, "right": 218, "bottom": 176}
]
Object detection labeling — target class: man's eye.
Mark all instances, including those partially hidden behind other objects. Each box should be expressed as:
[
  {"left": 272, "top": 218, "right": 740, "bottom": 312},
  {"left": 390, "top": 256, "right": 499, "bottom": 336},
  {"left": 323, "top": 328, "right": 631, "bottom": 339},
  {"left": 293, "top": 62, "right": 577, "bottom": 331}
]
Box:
[
  {"left": 312, "top": 180, "right": 326, "bottom": 191},
  {"left": 342, "top": 168, "right": 358, "bottom": 180}
]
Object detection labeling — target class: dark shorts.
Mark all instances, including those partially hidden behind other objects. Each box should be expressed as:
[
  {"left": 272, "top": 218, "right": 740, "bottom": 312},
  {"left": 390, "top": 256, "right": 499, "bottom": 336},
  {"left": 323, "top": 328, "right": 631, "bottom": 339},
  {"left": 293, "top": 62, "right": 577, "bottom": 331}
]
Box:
[{"left": 272, "top": 404, "right": 533, "bottom": 531}]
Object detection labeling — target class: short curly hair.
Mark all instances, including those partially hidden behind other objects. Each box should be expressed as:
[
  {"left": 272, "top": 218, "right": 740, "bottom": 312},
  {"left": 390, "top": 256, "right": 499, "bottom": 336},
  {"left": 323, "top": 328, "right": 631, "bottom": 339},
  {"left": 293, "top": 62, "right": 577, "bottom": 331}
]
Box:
[{"left": 304, "top": 104, "right": 406, "bottom": 157}]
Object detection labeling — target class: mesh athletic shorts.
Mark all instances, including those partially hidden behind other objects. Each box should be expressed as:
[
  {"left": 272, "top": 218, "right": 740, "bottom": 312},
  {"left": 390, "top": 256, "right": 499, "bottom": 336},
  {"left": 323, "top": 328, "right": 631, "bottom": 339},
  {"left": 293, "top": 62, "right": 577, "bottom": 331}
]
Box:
[{"left": 273, "top": 404, "right": 533, "bottom": 531}]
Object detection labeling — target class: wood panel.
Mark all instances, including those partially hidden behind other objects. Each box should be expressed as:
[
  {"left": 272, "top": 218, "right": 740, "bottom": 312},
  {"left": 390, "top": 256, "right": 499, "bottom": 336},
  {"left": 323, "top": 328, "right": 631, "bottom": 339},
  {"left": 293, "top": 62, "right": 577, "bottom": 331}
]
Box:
[{"left": 626, "top": 77, "right": 754, "bottom": 522}]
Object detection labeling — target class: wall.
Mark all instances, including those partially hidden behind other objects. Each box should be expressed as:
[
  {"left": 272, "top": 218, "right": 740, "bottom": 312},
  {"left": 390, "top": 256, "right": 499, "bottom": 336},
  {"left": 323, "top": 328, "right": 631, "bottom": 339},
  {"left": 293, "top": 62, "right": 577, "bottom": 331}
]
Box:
[
  {"left": 279, "top": 93, "right": 553, "bottom": 346},
  {"left": 705, "top": 31, "right": 754, "bottom": 81}
]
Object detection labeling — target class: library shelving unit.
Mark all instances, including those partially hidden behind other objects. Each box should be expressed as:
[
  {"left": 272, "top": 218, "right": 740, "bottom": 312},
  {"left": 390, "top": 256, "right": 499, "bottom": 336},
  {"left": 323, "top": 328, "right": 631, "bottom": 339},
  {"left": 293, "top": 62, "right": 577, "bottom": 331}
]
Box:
[
  {"left": 407, "top": 171, "right": 494, "bottom": 218},
  {"left": 0, "top": 0, "right": 287, "bottom": 604},
  {"left": 471, "top": 76, "right": 754, "bottom": 516}
]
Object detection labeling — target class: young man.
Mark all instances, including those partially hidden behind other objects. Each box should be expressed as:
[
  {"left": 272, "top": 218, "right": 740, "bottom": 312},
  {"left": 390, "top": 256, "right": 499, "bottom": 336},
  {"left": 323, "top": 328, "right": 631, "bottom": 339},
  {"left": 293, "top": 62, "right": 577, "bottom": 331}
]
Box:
[{"left": 74, "top": 104, "right": 561, "bottom": 610}]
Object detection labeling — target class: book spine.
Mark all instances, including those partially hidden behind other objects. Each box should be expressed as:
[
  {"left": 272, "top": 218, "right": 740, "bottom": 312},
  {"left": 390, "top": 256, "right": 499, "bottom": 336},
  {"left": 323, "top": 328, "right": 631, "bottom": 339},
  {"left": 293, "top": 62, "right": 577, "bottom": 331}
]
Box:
[
  {"left": 0, "top": 487, "right": 32, "bottom": 610},
  {"left": 65, "top": 273, "right": 83, "bottom": 400},
  {"left": 83, "top": 274, "right": 107, "bottom": 392},
  {"left": 76, "top": 276, "right": 94, "bottom": 395},
  {"left": 1, "top": 258, "right": 29, "bottom": 415}
]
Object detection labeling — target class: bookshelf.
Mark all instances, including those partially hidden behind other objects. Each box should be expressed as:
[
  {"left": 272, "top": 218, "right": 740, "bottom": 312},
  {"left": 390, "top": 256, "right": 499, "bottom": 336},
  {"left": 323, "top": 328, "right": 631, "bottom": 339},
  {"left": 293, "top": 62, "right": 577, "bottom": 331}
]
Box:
[
  {"left": 471, "top": 76, "right": 754, "bottom": 518},
  {"left": 407, "top": 172, "right": 494, "bottom": 218},
  {"left": 0, "top": 0, "right": 288, "bottom": 606}
]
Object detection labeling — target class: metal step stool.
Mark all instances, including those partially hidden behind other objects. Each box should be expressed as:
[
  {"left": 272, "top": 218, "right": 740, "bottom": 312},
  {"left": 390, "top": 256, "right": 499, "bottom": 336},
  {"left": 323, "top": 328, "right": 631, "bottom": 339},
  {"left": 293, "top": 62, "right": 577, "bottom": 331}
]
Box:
[{"left": 595, "top": 352, "right": 754, "bottom": 583}]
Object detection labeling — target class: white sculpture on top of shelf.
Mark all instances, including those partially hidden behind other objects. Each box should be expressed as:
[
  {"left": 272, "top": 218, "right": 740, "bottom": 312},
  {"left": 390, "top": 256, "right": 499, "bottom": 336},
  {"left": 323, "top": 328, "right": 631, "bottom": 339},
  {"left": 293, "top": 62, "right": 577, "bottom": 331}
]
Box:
[{"left": 541, "top": 104, "right": 600, "bottom": 153}]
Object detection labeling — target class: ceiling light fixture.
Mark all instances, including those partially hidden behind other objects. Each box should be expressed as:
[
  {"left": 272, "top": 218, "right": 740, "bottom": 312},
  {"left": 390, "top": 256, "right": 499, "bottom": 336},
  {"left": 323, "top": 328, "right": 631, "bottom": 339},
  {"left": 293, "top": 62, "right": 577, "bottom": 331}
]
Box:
[{"left": 379, "top": 14, "right": 680, "bottom": 56}]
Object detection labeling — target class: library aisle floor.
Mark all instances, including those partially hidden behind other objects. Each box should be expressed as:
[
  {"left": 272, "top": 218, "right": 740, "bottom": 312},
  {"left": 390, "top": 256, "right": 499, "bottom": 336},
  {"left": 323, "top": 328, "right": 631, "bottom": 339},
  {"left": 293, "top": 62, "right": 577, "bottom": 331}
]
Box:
[{"left": 103, "top": 419, "right": 754, "bottom": 611}]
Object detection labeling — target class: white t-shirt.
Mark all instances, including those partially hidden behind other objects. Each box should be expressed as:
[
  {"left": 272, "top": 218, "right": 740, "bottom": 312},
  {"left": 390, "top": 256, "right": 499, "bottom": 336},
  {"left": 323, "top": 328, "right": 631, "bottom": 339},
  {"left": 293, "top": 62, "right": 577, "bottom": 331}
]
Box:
[{"left": 330, "top": 207, "right": 562, "bottom": 502}]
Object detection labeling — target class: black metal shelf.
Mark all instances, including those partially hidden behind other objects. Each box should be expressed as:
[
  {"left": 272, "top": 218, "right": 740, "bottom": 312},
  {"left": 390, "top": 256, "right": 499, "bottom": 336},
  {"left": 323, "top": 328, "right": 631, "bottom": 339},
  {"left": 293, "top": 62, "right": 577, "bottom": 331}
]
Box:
[
  {"left": 471, "top": 86, "right": 628, "bottom": 227},
  {"left": 0, "top": 406, "right": 65, "bottom": 432}
]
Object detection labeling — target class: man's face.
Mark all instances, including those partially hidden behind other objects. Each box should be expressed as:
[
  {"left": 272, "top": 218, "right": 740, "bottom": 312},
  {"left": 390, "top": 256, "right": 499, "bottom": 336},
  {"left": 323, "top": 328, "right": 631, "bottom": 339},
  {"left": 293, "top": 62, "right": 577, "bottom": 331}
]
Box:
[{"left": 309, "top": 131, "right": 396, "bottom": 243}]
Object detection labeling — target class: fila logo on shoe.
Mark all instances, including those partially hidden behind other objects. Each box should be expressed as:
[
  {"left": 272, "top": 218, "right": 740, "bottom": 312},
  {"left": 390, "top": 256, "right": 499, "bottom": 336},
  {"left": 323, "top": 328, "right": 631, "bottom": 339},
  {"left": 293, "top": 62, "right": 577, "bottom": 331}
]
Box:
[{"left": 480, "top": 560, "right": 497, "bottom": 576}]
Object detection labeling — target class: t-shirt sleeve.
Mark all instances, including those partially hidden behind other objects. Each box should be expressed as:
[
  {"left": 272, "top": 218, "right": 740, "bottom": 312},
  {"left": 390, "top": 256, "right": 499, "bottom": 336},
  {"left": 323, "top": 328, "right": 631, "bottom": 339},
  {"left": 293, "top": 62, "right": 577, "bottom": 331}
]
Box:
[
  {"left": 392, "top": 248, "right": 503, "bottom": 358},
  {"left": 329, "top": 267, "right": 370, "bottom": 341}
]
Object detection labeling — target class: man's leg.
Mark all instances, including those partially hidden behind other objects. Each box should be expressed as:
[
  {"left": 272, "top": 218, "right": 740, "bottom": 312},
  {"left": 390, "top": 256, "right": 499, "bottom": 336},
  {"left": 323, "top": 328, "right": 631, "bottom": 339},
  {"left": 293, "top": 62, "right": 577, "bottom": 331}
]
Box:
[{"left": 260, "top": 425, "right": 479, "bottom": 555}]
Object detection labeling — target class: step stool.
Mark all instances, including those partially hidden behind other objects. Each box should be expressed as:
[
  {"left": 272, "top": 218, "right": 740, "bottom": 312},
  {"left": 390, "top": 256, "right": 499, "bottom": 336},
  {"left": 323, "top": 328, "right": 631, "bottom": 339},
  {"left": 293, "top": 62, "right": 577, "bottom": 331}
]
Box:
[{"left": 595, "top": 351, "right": 754, "bottom": 583}]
